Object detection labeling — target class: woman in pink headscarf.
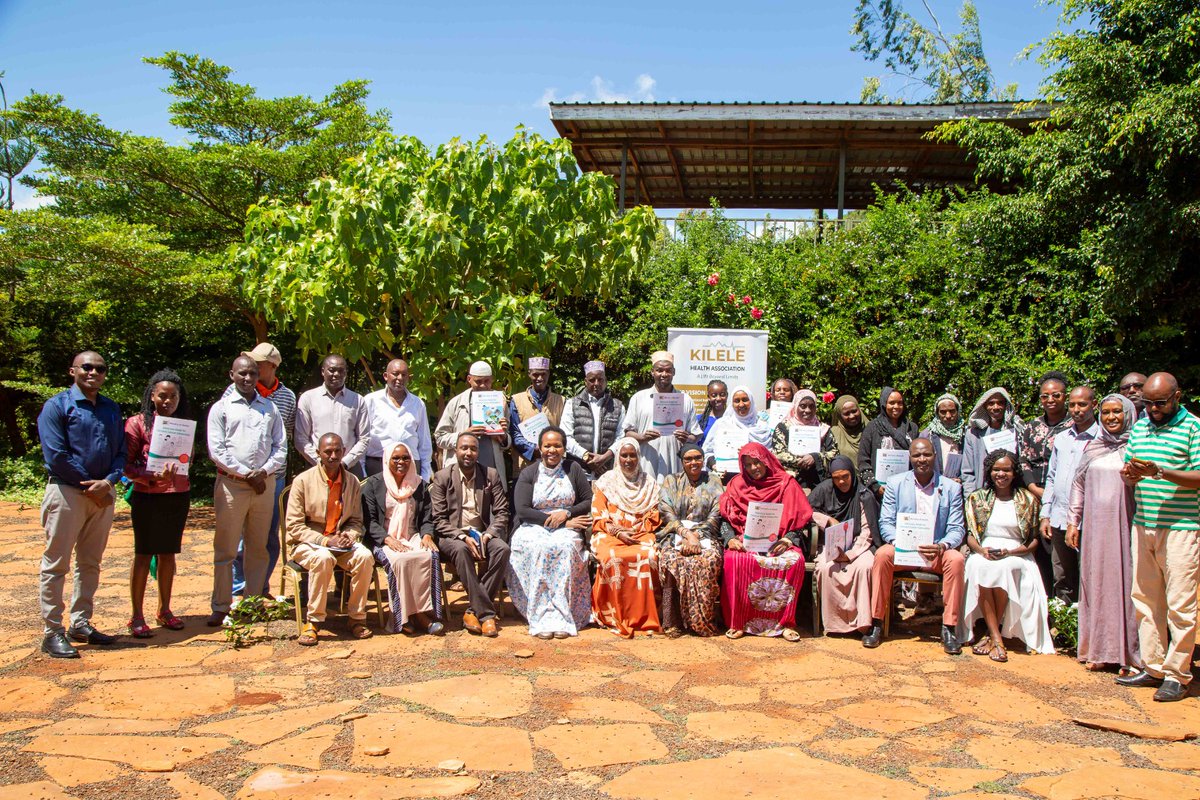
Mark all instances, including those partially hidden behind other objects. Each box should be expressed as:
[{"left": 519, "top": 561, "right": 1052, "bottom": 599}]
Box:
[
  {"left": 772, "top": 389, "right": 838, "bottom": 490},
  {"left": 719, "top": 442, "right": 813, "bottom": 641},
  {"left": 362, "top": 442, "right": 443, "bottom": 635}
]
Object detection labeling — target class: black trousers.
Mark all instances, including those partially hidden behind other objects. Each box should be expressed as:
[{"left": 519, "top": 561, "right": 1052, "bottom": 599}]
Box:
[
  {"left": 1050, "top": 526, "right": 1079, "bottom": 603},
  {"left": 437, "top": 537, "right": 511, "bottom": 620}
]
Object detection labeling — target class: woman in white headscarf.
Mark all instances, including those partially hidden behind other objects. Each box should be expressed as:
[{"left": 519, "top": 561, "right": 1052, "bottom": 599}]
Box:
[
  {"left": 361, "top": 442, "right": 443, "bottom": 635},
  {"left": 702, "top": 385, "right": 773, "bottom": 482}
]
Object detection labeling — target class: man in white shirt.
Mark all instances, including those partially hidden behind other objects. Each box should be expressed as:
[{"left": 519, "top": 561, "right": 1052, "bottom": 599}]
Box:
[
  {"left": 562, "top": 360, "right": 625, "bottom": 480},
  {"left": 207, "top": 355, "right": 286, "bottom": 625},
  {"left": 363, "top": 358, "right": 432, "bottom": 479},
  {"left": 1040, "top": 386, "right": 1100, "bottom": 603},
  {"left": 623, "top": 351, "right": 701, "bottom": 482},
  {"left": 294, "top": 354, "right": 371, "bottom": 478}
]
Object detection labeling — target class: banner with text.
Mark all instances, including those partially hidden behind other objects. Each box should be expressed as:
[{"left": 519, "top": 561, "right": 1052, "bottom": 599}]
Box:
[{"left": 667, "top": 328, "right": 769, "bottom": 406}]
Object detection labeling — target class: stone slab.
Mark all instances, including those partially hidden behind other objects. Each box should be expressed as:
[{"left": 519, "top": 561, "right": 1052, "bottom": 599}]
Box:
[
  {"left": 36, "top": 756, "right": 123, "bottom": 788},
  {"left": 534, "top": 723, "right": 668, "bottom": 769},
  {"left": 234, "top": 767, "right": 480, "bottom": 799},
  {"left": 244, "top": 724, "right": 342, "bottom": 768},
  {"left": 617, "top": 670, "right": 686, "bottom": 693},
  {"left": 809, "top": 737, "right": 889, "bottom": 759},
  {"left": 192, "top": 700, "right": 359, "bottom": 745},
  {"left": 23, "top": 733, "right": 233, "bottom": 767},
  {"left": 831, "top": 700, "right": 954, "bottom": 735},
  {"left": 38, "top": 718, "right": 177, "bottom": 736},
  {"left": 937, "top": 680, "right": 1066, "bottom": 726},
  {"left": 746, "top": 652, "right": 875, "bottom": 684},
  {"left": 564, "top": 697, "right": 672, "bottom": 724},
  {"left": 686, "top": 684, "right": 762, "bottom": 706},
  {"left": 377, "top": 674, "right": 531, "bottom": 719},
  {"left": 1021, "top": 765, "right": 1200, "bottom": 799},
  {"left": 966, "top": 735, "right": 1121, "bottom": 773},
  {"left": 0, "top": 718, "right": 50, "bottom": 735},
  {"left": 1074, "top": 716, "right": 1197, "bottom": 741},
  {"left": 0, "top": 781, "right": 76, "bottom": 800},
  {"left": 0, "top": 678, "right": 69, "bottom": 715},
  {"left": 66, "top": 675, "right": 238, "bottom": 720},
  {"left": 766, "top": 678, "right": 863, "bottom": 706},
  {"left": 602, "top": 747, "right": 927, "bottom": 800},
  {"left": 352, "top": 711, "right": 534, "bottom": 771},
  {"left": 908, "top": 767, "right": 1008, "bottom": 793},
  {"left": 535, "top": 673, "right": 613, "bottom": 694},
  {"left": 1130, "top": 741, "right": 1200, "bottom": 770},
  {"left": 685, "top": 711, "right": 824, "bottom": 744}
]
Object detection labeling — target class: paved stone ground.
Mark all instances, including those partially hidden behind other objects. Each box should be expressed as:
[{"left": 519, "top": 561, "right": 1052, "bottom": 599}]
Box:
[{"left": 1, "top": 499, "right": 1199, "bottom": 799}]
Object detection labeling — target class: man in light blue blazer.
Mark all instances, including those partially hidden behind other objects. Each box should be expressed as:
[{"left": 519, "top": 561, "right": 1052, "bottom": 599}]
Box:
[{"left": 864, "top": 438, "right": 966, "bottom": 654}]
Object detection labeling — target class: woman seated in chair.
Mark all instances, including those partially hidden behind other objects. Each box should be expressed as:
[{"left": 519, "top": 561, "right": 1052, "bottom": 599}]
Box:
[
  {"left": 719, "top": 442, "right": 813, "bottom": 641},
  {"left": 508, "top": 427, "right": 593, "bottom": 640},
  {"left": 959, "top": 448, "right": 1054, "bottom": 660},
  {"left": 658, "top": 444, "right": 725, "bottom": 637},
  {"left": 808, "top": 455, "right": 879, "bottom": 635},
  {"left": 592, "top": 437, "right": 663, "bottom": 637},
  {"left": 362, "top": 441, "right": 444, "bottom": 635}
]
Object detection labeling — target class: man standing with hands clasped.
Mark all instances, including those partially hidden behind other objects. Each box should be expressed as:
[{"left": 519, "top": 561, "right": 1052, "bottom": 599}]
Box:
[
  {"left": 37, "top": 352, "right": 127, "bottom": 657},
  {"left": 207, "top": 355, "right": 286, "bottom": 626},
  {"left": 1118, "top": 372, "right": 1200, "bottom": 702}
]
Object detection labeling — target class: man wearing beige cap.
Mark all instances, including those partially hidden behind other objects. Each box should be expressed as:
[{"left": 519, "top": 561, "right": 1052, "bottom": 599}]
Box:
[
  {"left": 624, "top": 350, "right": 701, "bottom": 482},
  {"left": 221, "top": 342, "right": 297, "bottom": 599},
  {"left": 509, "top": 356, "right": 565, "bottom": 470},
  {"left": 435, "top": 361, "right": 512, "bottom": 489}
]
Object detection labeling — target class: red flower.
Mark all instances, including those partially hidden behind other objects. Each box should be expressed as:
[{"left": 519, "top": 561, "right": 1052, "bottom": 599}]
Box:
[
  {"left": 822, "top": 391, "right": 836, "bottom": 404},
  {"left": 707, "top": 273, "right": 720, "bottom": 286},
  {"left": 727, "top": 293, "right": 736, "bottom": 303},
  {"left": 741, "top": 295, "right": 752, "bottom": 305},
  {"left": 750, "top": 307, "right": 763, "bottom": 320}
]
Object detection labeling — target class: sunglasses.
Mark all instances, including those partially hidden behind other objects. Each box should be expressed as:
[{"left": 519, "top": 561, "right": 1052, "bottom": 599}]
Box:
[
  {"left": 1145, "top": 399, "right": 1174, "bottom": 409},
  {"left": 77, "top": 363, "right": 108, "bottom": 374},
  {"left": 1039, "top": 392, "right": 1064, "bottom": 400}
]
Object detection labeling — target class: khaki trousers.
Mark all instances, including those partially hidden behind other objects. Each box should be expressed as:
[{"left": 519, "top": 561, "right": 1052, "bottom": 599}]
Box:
[
  {"left": 212, "top": 476, "right": 274, "bottom": 614},
  {"left": 1131, "top": 524, "right": 1200, "bottom": 685},
  {"left": 40, "top": 483, "right": 115, "bottom": 633},
  {"left": 291, "top": 541, "right": 374, "bottom": 622}
]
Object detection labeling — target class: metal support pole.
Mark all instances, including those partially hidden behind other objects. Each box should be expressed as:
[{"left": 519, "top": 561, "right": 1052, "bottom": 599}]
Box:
[
  {"left": 837, "top": 141, "right": 846, "bottom": 221},
  {"left": 619, "top": 144, "right": 628, "bottom": 214}
]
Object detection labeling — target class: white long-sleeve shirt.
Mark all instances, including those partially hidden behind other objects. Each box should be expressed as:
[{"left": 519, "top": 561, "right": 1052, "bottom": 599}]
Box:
[
  {"left": 207, "top": 391, "right": 286, "bottom": 477},
  {"left": 363, "top": 388, "right": 433, "bottom": 479}
]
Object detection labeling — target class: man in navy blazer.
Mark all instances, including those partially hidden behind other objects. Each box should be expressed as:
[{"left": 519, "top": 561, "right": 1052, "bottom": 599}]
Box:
[{"left": 864, "top": 438, "right": 966, "bottom": 654}]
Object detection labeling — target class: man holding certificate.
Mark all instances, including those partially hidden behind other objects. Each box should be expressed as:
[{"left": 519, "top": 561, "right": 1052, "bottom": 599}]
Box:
[
  {"left": 508, "top": 356, "right": 566, "bottom": 470},
  {"left": 623, "top": 351, "right": 701, "bottom": 483},
  {"left": 864, "top": 438, "right": 967, "bottom": 654},
  {"left": 434, "top": 361, "right": 512, "bottom": 490}
]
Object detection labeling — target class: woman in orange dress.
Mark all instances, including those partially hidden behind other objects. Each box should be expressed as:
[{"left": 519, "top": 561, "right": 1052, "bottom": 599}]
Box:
[{"left": 591, "top": 437, "right": 663, "bottom": 637}]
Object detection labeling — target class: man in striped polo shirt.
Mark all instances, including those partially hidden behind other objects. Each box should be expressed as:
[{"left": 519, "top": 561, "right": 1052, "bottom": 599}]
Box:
[{"left": 1118, "top": 372, "right": 1200, "bottom": 702}]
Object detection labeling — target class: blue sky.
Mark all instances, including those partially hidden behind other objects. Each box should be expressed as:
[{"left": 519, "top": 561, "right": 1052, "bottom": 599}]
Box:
[{"left": 1, "top": 0, "right": 1065, "bottom": 209}]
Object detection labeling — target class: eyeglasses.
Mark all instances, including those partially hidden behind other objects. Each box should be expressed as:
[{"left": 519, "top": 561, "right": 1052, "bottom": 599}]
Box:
[
  {"left": 1038, "top": 392, "right": 1064, "bottom": 400},
  {"left": 1120, "top": 382, "right": 1145, "bottom": 391},
  {"left": 78, "top": 363, "right": 107, "bottom": 374},
  {"left": 1145, "top": 399, "right": 1173, "bottom": 409}
]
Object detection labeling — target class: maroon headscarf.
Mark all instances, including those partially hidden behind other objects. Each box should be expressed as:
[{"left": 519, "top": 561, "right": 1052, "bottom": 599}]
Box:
[{"left": 719, "top": 442, "right": 813, "bottom": 536}]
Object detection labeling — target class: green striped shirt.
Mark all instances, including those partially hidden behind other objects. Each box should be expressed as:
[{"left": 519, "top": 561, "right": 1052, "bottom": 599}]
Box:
[{"left": 1125, "top": 407, "right": 1200, "bottom": 530}]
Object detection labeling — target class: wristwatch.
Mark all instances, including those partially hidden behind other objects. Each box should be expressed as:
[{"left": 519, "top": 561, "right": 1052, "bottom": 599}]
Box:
[{"left": 1153, "top": 466, "right": 1165, "bottom": 480}]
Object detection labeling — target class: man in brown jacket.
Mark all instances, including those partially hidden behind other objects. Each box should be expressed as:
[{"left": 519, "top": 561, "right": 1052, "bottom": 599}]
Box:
[
  {"left": 285, "top": 433, "right": 375, "bottom": 645},
  {"left": 430, "top": 432, "right": 511, "bottom": 637}
]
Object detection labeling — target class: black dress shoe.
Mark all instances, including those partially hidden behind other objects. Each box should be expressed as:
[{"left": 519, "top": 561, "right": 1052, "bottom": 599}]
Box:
[
  {"left": 941, "top": 625, "right": 962, "bottom": 655},
  {"left": 68, "top": 623, "right": 117, "bottom": 645},
  {"left": 862, "top": 623, "right": 883, "bottom": 649},
  {"left": 42, "top": 631, "right": 80, "bottom": 659},
  {"left": 1116, "top": 669, "right": 1164, "bottom": 688},
  {"left": 1154, "top": 679, "right": 1188, "bottom": 702}
]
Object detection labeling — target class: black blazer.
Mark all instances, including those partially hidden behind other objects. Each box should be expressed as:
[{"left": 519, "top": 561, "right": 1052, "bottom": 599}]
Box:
[
  {"left": 360, "top": 473, "right": 435, "bottom": 549},
  {"left": 428, "top": 464, "right": 511, "bottom": 542},
  {"left": 513, "top": 460, "right": 593, "bottom": 539}
]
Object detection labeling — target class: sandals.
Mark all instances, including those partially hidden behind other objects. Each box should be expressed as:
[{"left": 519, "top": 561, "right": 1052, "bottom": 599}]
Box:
[
  {"left": 350, "top": 622, "right": 373, "bottom": 640},
  {"left": 972, "top": 636, "right": 993, "bottom": 656},
  {"left": 663, "top": 627, "right": 684, "bottom": 640},
  {"left": 725, "top": 629, "right": 745, "bottom": 640},
  {"left": 298, "top": 623, "right": 319, "bottom": 646},
  {"left": 156, "top": 611, "right": 185, "bottom": 631},
  {"left": 128, "top": 617, "right": 154, "bottom": 639},
  {"left": 990, "top": 644, "right": 1008, "bottom": 663},
  {"left": 1084, "top": 661, "right": 1107, "bottom": 672},
  {"left": 781, "top": 628, "right": 802, "bottom": 643}
]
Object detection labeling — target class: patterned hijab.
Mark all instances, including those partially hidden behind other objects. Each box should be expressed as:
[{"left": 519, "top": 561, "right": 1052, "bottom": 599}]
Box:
[
  {"left": 789, "top": 388, "right": 832, "bottom": 438},
  {"left": 925, "top": 393, "right": 966, "bottom": 444},
  {"left": 382, "top": 441, "right": 420, "bottom": 539},
  {"left": 596, "top": 436, "right": 659, "bottom": 515},
  {"left": 719, "top": 442, "right": 813, "bottom": 536}
]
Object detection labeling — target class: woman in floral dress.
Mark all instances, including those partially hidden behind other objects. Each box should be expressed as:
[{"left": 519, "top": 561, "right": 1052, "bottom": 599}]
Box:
[
  {"left": 719, "top": 442, "right": 813, "bottom": 641},
  {"left": 658, "top": 444, "right": 725, "bottom": 637}
]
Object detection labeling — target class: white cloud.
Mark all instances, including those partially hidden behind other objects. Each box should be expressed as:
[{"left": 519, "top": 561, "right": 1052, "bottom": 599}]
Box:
[
  {"left": 536, "top": 73, "right": 657, "bottom": 107},
  {"left": 11, "top": 191, "right": 56, "bottom": 211}
]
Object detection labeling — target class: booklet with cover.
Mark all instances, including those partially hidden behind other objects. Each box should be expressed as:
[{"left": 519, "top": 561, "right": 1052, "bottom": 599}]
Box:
[
  {"left": 146, "top": 417, "right": 196, "bottom": 476},
  {"left": 470, "top": 391, "right": 507, "bottom": 434}
]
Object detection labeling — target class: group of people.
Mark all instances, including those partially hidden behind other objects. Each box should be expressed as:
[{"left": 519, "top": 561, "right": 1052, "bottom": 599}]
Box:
[{"left": 34, "top": 347, "right": 1200, "bottom": 704}]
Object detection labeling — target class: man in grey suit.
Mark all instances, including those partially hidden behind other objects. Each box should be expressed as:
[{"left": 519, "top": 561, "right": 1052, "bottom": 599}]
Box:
[{"left": 429, "top": 432, "right": 511, "bottom": 637}]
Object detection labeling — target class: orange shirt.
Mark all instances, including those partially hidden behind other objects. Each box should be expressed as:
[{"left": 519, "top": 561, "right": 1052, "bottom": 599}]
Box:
[{"left": 323, "top": 469, "right": 344, "bottom": 536}]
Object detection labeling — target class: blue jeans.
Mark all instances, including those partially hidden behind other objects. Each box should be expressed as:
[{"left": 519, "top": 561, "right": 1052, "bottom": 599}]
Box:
[{"left": 232, "top": 473, "right": 285, "bottom": 597}]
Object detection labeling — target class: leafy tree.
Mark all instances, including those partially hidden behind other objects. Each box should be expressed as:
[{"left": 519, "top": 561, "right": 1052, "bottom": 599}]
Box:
[
  {"left": 852, "top": 0, "right": 1017, "bottom": 102},
  {"left": 236, "top": 130, "right": 659, "bottom": 402},
  {"left": 0, "top": 73, "right": 37, "bottom": 211},
  {"left": 935, "top": 0, "right": 1200, "bottom": 387}
]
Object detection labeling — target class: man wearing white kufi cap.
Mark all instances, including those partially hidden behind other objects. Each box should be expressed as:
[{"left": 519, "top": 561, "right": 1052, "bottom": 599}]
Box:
[
  {"left": 434, "top": 361, "right": 512, "bottom": 489},
  {"left": 623, "top": 350, "right": 701, "bottom": 482},
  {"left": 509, "top": 356, "right": 566, "bottom": 470},
  {"left": 562, "top": 360, "right": 626, "bottom": 480}
]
